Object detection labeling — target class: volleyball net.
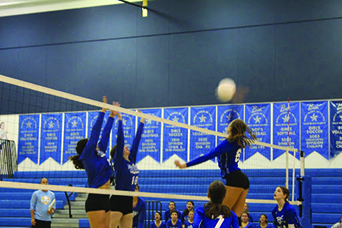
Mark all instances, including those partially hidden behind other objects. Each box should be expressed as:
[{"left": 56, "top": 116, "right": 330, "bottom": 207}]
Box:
[{"left": 0, "top": 74, "right": 308, "bottom": 223}]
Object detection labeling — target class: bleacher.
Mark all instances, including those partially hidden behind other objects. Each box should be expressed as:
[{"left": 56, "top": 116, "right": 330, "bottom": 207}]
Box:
[{"left": 0, "top": 169, "right": 341, "bottom": 228}]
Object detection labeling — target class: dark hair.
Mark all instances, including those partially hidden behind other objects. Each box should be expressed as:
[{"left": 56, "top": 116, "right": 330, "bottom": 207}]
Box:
[
  {"left": 69, "top": 154, "right": 84, "bottom": 169},
  {"left": 169, "top": 201, "right": 176, "bottom": 207},
  {"left": 155, "top": 211, "right": 162, "bottom": 220},
  {"left": 259, "top": 214, "right": 268, "bottom": 224},
  {"left": 227, "top": 119, "right": 256, "bottom": 148},
  {"left": 183, "top": 201, "right": 195, "bottom": 218},
  {"left": 278, "top": 186, "right": 290, "bottom": 203},
  {"left": 110, "top": 144, "right": 117, "bottom": 160},
  {"left": 76, "top": 138, "right": 88, "bottom": 154},
  {"left": 205, "top": 181, "right": 231, "bottom": 219},
  {"left": 241, "top": 210, "right": 250, "bottom": 219},
  {"left": 170, "top": 210, "right": 178, "bottom": 217}
]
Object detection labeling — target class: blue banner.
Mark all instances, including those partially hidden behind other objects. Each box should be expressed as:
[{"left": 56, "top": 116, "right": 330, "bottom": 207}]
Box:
[
  {"left": 88, "top": 111, "right": 110, "bottom": 157},
  {"left": 40, "top": 113, "right": 63, "bottom": 164},
  {"left": 112, "top": 113, "right": 136, "bottom": 155},
  {"left": 301, "top": 101, "right": 329, "bottom": 158},
  {"left": 190, "top": 106, "right": 216, "bottom": 161},
  {"left": 63, "top": 112, "right": 86, "bottom": 164},
  {"left": 245, "top": 104, "right": 271, "bottom": 160},
  {"left": 18, "top": 114, "right": 40, "bottom": 164},
  {"left": 216, "top": 105, "right": 244, "bottom": 145},
  {"left": 273, "top": 102, "right": 300, "bottom": 160},
  {"left": 330, "top": 101, "right": 342, "bottom": 158},
  {"left": 163, "top": 108, "right": 188, "bottom": 162},
  {"left": 137, "top": 109, "right": 162, "bottom": 163}
]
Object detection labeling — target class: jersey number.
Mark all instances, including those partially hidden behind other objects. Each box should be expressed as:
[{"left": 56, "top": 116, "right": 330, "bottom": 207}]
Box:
[
  {"left": 235, "top": 149, "right": 241, "bottom": 162},
  {"left": 131, "top": 176, "right": 138, "bottom": 185}
]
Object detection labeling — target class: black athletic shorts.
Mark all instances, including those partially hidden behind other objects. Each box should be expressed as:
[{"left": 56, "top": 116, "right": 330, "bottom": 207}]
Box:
[
  {"left": 224, "top": 170, "right": 250, "bottom": 190},
  {"left": 109, "top": 195, "right": 133, "bottom": 215},
  {"left": 31, "top": 219, "right": 51, "bottom": 228},
  {"left": 85, "top": 193, "right": 110, "bottom": 212}
]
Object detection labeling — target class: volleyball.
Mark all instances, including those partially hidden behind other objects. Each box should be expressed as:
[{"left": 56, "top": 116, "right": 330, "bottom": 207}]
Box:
[{"left": 216, "top": 78, "right": 236, "bottom": 102}]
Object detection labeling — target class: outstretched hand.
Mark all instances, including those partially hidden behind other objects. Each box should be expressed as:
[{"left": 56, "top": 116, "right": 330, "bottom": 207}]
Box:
[
  {"left": 137, "top": 110, "right": 145, "bottom": 124},
  {"left": 101, "top": 96, "right": 108, "bottom": 113},
  {"left": 110, "top": 101, "right": 121, "bottom": 117},
  {"left": 174, "top": 160, "right": 187, "bottom": 169}
]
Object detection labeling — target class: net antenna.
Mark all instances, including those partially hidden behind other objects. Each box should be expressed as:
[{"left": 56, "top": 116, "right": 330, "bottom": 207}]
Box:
[{"left": 118, "top": 0, "right": 149, "bottom": 17}]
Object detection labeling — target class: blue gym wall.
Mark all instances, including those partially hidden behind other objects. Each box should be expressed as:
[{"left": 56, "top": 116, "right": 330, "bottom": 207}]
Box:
[{"left": 0, "top": 0, "right": 342, "bottom": 112}]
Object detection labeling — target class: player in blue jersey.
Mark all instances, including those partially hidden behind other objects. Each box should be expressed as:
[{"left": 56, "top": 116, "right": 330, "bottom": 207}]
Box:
[
  {"left": 166, "top": 210, "right": 183, "bottom": 228},
  {"left": 133, "top": 184, "right": 146, "bottom": 228},
  {"left": 151, "top": 212, "right": 166, "bottom": 228},
  {"left": 255, "top": 214, "right": 273, "bottom": 228},
  {"left": 175, "top": 119, "right": 256, "bottom": 224},
  {"left": 109, "top": 109, "right": 145, "bottom": 228},
  {"left": 272, "top": 186, "right": 302, "bottom": 228},
  {"left": 193, "top": 180, "right": 239, "bottom": 228},
  {"left": 69, "top": 96, "right": 116, "bottom": 228},
  {"left": 241, "top": 211, "right": 254, "bottom": 228},
  {"left": 183, "top": 210, "right": 194, "bottom": 228}
]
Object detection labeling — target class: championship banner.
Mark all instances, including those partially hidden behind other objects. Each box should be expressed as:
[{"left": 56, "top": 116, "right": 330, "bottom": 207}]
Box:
[
  {"left": 245, "top": 103, "right": 271, "bottom": 160},
  {"left": 273, "top": 102, "right": 300, "bottom": 160},
  {"left": 112, "top": 112, "right": 136, "bottom": 157},
  {"left": 190, "top": 106, "right": 216, "bottom": 161},
  {"left": 88, "top": 111, "right": 110, "bottom": 156},
  {"left": 216, "top": 105, "right": 244, "bottom": 145},
  {"left": 301, "top": 101, "right": 328, "bottom": 158},
  {"left": 163, "top": 107, "right": 188, "bottom": 162},
  {"left": 330, "top": 101, "right": 342, "bottom": 158},
  {"left": 63, "top": 112, "right": 86, "bottom": 164},
  {"left": 40, "top": 113, "right": 63, "bottom": 164},
  {"left": 137, "top": 108, "right": 162, "bottom": 163},
  {"left": 18, "top": 114, "right": 40, "bottom": 164}
]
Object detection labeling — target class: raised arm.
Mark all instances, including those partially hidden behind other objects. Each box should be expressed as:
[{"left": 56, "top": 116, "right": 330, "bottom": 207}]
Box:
[
  {"left": 129, "top": 110, "right": 145, "bottom": 163},
  {"left": 81, "top": 96, "right": 107, "bottom": 159},
  {"left": 98, "top": 101, "right": 117, "bottom": 152},
  {"left": 114, "top": 112, "right": 124, "bottom": 161}
]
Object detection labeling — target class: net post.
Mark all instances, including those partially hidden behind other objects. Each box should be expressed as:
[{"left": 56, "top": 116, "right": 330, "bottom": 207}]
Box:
[
  {"left": 285, "top": 149, "right": 289, "bottom": 189},
  {"left": 296, "top": 150, "right": 311, "bottom": 227}
]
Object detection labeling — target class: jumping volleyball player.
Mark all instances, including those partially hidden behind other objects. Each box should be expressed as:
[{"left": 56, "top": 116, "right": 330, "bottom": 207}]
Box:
[
  {"left": 109, "top": 108, "right": 145, "bottom": 228},
  {"left": 69, "top": 96, "right": 115, "bottom": 228},
  {"left": 175, "top": 119, "right": 256, "bottom": 224}
]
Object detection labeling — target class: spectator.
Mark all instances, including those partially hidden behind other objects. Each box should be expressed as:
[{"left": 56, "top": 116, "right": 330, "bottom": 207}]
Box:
[
  {"left": 151, "top": 212, "right": 166, "bottom": 228},
  {"left": 240, "top": 211, "right": 254, "bottom": 228},
  {"left": 166, "top": 210, "right": 182, "bottom": 228},
  {"left": 30, "top": 178, "right": 55, "bottom": 228},
  {"left": 183, "top": 210, "right": 194, "bottom": 228},
  {"left": 255, "top": 214, "right": 272, "bottom": 228},
  {"left": 182, "top": 201, "right": 195, "bottom": 224},
  {"left": 243, "top": 203, "right": 253, "bottom": 223}
]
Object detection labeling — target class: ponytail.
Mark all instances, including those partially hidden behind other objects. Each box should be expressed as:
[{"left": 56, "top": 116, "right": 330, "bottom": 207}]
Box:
[
  {"left": 68, "top": 154, "right": 84, "bottom": 169},
  {"left": 204, "top": 202, "right": 232, "bottom": 219}
]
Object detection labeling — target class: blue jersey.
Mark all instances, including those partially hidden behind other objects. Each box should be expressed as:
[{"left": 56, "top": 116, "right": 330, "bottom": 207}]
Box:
[
  {"left": 30, "top": 190, "right": 55, "bottom": 222},
  {"left": 79, "top": 112, "right": 113, "bottom": 188},
  {"left": 255, "top": 224, "right": 273, "bottom": 228},
  {"left": 272, "top": 202, "right": 302, "bottom": 228},
  {"left": 151, "top": 221, "right": 166, "bottom": 228},
  {"left": 133, "top": 197, "right": 146, "bottom": 228},
  {"left": 186, "top": 140, "right": 241, "bottom": 178},
  {"left": 184, "top": 220, "right": 194, "bottom": 228},
  {"left": 166, "top": 219, "right": 182, "bottom": 228},
  {"left": 242, "top": 221, "right": 255, "bottom": 228},
  {"left": 193, "top": 206, "right": 239, "bottom": 228},
  {"left": 114, "top": 120, "right": 144, "bottom": 191}
]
